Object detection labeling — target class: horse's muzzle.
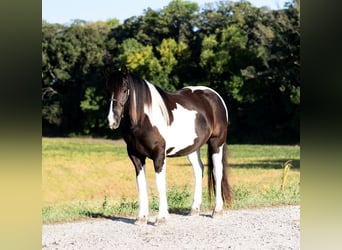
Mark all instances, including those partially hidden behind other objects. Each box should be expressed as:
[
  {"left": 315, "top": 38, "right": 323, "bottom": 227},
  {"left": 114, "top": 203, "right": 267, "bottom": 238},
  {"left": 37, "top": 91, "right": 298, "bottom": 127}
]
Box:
[
  {"left": 108, "top": 115, "right": 121, "bottom": 130},
  {"left": 109, "top": 120, "right": 120, "bottom": 129},
  {"left": 109, "top": 122, "right": 119, "bottom": 130}
]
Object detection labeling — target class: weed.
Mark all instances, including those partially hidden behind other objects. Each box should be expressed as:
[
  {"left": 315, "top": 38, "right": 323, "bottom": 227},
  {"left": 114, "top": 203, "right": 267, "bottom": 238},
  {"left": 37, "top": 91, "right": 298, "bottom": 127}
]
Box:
[
  {"left": 167, "top": 187, "right": 192, "bottom": 214},
  {"left": 281, "top": 160, "right": 293, "bottom": 192},
  {"left": 150, "top": 193, "right": 159, "bottom": 212},
  {"left": 233, "top": 186, "right": 251, "bottom": 200}
]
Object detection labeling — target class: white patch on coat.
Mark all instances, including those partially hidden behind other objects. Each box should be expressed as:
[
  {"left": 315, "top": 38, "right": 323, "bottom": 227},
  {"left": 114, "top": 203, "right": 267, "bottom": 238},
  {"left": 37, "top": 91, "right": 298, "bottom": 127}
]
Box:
[
  {"left": 144, "top": 82, "right": 198, "bottom": 156},
  {"left": 185, "top": 86, "right": 228, "bottom": 122},
  {"left": 144, "top": 81, "right": 170, "bottom": 124},
  {"left": 165, "top": 103, "right": 198, "bottom": 156}
]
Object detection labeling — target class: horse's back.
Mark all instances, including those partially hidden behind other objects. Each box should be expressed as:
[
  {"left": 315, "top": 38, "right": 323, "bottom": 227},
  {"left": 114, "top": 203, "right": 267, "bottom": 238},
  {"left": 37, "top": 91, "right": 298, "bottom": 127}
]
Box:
[{"left": 176, "top": 86, "right": 228, "bottom": 122}]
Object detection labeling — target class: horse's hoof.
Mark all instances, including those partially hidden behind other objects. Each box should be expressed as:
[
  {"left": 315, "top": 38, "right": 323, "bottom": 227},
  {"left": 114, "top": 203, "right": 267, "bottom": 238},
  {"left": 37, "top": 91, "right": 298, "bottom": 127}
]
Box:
[
  {"left": 189, "top": 208, "right": 200, "bottom": 216},
  {"left": 154, "top": 217, "right": 167, "bottom": 226},
  {"left": 135, "top": 216, "right": 148, "bottom": 225},
  {"left": 212, "top": 209, "right": 223, "bottom": 218}
]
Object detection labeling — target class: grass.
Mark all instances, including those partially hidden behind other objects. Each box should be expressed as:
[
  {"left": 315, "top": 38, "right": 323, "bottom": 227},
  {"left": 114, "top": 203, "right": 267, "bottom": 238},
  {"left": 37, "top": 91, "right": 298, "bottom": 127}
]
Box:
[{"left": 42, "top": 137, "right": 300, "bottom": 223}]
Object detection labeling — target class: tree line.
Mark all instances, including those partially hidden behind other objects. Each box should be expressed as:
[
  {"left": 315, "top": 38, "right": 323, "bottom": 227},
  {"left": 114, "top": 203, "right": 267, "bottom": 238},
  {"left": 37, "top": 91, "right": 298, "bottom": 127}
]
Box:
[{"left": 42, "top": 0, "right": 299, "bottom": 144}]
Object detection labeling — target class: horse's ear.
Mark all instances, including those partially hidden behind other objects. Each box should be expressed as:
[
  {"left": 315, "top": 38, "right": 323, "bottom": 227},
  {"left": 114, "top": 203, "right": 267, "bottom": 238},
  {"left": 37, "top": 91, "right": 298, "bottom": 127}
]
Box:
[
  {"left": 104, "top": 67, "right": 112, "bottom": 80},
  {"left": 121, "top": 64, "right": 128, "bottom": 78}
]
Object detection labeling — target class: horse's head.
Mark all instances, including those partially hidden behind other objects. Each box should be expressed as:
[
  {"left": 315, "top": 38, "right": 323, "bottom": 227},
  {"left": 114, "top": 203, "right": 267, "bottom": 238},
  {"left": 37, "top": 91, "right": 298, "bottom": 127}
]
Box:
[{"left": 105, "top": 65, "right": 130, "bottom": 129}]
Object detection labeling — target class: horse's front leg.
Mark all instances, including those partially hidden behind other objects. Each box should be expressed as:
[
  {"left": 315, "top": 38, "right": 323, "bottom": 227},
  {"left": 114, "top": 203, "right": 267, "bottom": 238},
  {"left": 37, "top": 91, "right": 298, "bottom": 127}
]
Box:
[
  {"left": 129, "top": 153, "right": 149, "bottom": 225},
  {"left": 153, "top": 151, "right": 169, "bottom": 225}
]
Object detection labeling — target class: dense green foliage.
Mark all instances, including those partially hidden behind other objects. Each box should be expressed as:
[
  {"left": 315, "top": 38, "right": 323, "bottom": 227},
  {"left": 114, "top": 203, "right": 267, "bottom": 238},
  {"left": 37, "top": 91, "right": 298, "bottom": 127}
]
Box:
[{"left": 42, "top": 0, "right": 299, "bottom": 143}]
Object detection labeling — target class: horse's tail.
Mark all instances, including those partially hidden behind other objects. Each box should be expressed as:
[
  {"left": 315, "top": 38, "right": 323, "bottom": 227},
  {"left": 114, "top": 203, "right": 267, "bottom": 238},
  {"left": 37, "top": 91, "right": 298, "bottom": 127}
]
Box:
[{"left": 207, "top": 143, "right": 233, "bottom": 205}]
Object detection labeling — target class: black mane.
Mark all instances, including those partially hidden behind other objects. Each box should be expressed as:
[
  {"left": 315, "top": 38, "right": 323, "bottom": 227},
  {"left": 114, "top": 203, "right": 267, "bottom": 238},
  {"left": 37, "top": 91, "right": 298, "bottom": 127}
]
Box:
[{"left": 126, "top": 73, "right": 152, "bottom": 126}]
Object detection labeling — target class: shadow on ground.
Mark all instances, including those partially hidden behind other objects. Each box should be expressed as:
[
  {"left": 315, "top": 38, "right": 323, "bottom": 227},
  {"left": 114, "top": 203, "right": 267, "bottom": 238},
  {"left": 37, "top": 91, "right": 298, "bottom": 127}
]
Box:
[
  {"left": 81, "top": 211, "right": 136, "bottom": 224},
  {"left": 230, "top": 159, "right": 300, "bottom": 169},
  {"left": 177, "top": 159, "right": 300, "bottom": 169},
  {"left": 81, "top": 208, "right": 193, "bottom": 224}
]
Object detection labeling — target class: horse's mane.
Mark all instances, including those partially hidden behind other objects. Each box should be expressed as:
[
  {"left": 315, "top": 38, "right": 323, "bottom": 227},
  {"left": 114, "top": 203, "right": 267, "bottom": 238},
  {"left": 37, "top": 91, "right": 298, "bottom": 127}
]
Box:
[
  {"left": 125, "top": 73, "right": 151, "bottom": 126},
  {"left": 126, "top": 73, "right": 172, "bottom": 127}
]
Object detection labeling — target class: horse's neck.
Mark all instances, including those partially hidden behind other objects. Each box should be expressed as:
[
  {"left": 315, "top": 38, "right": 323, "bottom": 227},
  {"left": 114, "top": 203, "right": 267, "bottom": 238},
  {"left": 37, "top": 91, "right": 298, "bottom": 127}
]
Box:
[{"left": 145, "top": 81, "right": 171, "bottom": 123}]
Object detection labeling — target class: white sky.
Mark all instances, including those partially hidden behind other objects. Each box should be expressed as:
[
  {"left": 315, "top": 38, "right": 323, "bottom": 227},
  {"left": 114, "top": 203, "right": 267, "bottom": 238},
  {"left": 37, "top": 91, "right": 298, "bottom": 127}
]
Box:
[{"left": 42, "top": 0, "right": 288, "bottom": 24}]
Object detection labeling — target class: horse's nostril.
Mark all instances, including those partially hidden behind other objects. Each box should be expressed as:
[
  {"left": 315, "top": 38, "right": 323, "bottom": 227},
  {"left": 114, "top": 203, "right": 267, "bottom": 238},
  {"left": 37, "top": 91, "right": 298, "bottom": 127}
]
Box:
[{"left": 109, "top": 118, "right": 120, "bottom": 130}]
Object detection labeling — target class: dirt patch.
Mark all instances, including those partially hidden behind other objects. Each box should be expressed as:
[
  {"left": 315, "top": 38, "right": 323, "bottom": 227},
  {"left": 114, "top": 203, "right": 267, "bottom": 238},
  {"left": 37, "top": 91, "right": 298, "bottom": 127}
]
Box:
[{"left": 43, "top": 205, "right": 299, "bottom": 249}]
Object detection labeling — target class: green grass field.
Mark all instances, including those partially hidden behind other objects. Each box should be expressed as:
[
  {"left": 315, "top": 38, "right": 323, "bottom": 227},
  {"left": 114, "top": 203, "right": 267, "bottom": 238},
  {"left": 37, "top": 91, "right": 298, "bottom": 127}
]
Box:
[{"left": 42, "top": 137, "right": 300, "bottom": 223}]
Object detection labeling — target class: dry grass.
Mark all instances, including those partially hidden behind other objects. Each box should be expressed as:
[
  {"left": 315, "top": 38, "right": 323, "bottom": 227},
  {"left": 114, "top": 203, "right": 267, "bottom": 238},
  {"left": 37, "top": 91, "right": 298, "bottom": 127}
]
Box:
[{"left": 43, "top": 138, "right": 300, "bottom": 207}]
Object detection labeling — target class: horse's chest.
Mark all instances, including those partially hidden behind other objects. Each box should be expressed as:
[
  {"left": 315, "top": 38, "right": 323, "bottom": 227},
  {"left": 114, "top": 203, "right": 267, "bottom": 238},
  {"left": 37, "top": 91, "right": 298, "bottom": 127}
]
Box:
[{"left": 145, "top": 103, "right": 198, "bottom": 156}]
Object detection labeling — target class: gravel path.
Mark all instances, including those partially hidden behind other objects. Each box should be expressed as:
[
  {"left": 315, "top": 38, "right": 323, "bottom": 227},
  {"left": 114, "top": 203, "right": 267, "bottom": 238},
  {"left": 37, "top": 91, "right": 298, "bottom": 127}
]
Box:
[{"left": 42, "top": 205, "right": 300, "bottom": 249}]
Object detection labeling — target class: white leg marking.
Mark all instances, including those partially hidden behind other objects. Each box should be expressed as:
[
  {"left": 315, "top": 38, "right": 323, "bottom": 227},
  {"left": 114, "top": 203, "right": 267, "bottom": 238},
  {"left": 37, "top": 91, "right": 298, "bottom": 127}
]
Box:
[
  {"left": 187, "top": 150, "right": 204, "bottom": 212},
  {"left": 212, "top": 145, "right": 224, "bottom": 212},
  {"left": 136, "top": 165, "right": 149, "bottom": 218},
  {"left": 155, "top": 164, "right": 169, "bottom": 220}
]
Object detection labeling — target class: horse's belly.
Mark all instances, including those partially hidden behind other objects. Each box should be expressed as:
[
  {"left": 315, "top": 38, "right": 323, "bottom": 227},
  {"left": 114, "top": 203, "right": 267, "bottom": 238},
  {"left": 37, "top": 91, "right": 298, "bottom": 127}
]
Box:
[{"left": 163, "top": 104, "right": 198, "bottom": 156}]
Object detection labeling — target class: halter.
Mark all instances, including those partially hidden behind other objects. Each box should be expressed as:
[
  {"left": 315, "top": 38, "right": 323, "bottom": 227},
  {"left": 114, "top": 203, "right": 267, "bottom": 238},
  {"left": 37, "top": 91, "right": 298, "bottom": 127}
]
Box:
[{"left": 110, "top": 89, "right": 130, "bottom": 107}]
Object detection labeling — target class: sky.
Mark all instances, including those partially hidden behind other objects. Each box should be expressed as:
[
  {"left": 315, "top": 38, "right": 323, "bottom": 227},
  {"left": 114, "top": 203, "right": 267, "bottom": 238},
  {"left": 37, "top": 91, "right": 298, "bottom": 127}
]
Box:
[{"left": 42, "top": 0, "right": 288, "bottom": 25}]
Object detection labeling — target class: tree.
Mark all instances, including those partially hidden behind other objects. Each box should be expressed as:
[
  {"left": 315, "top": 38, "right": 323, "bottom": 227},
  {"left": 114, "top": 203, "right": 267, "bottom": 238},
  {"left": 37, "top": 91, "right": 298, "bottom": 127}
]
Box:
[
  {"left": 42, "top": 0, "right": 300, "bottom": 143},
  {"left": 42, "top": 20, "right": 114, "bottom": 135},
  {"left": 118, "top": 38, "right": 161, "bottom": 81}
]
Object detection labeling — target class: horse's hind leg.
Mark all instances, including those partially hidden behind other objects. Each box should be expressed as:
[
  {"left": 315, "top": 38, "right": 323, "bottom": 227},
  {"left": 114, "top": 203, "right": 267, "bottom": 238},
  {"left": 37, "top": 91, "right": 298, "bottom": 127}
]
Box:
[
  {"left": 208, "top": 139, "right": 225, "bottom": 217},
  {"left": 212, "top": 144, "right": 224, "bottom": 217},
  {"left": 187, "top": 150, "right": 204, "bottom": 215}
]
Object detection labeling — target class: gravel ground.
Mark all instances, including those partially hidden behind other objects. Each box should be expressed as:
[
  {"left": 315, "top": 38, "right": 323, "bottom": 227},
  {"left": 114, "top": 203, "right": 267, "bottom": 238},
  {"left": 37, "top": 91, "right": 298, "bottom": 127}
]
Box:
[{"left": 42, "top": 205, "right": 300, "bottom": 249}]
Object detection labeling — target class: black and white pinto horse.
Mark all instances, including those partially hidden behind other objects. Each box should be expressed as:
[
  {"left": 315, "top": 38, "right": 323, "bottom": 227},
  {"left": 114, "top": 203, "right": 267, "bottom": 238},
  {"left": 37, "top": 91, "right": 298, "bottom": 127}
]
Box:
[{"left": 105, "top": 65, "right": 232, "bottom": 225}]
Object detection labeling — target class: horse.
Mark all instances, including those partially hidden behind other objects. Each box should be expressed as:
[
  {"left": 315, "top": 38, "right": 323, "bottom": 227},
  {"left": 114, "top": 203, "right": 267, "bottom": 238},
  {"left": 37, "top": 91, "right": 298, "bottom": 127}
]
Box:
[{"left": 105, "top": 65, "right": 232, "bottom": 225}]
